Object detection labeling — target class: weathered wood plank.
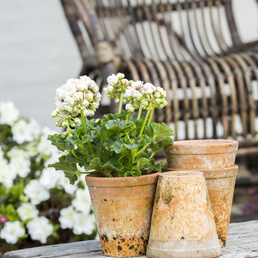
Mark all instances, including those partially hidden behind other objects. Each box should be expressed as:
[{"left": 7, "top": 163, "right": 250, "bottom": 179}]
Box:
[{"left": 3, "top": 220, "right": 258, "bottom": 258}]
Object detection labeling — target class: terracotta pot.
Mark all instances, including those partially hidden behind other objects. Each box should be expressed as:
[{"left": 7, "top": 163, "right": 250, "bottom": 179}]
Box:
[
  {"left": 147, "top": 171, "right": 222, "bottom": 258},
  {"left": 166, "top": 165, "right": 238, "bottom": 247},
  {"left": 164, "top": 139, "right": 238, "bottom": 169},
  {"left": 85, "top": 172, "right": 160, "bottom": 257}
]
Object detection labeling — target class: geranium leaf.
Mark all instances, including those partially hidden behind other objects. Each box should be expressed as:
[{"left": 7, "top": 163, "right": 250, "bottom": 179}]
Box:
[{"left": 48, "top": 156, "right": 79, "bottom": 184}]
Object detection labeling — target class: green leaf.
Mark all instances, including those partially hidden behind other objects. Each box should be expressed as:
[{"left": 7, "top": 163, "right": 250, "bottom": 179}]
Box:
[
  {"left": 147, "top": 123, "right": 174, "bottom": 142},
  {"left": 145, "top": 158, "right": 165, "bottom": 173},
  {"left": 110, "top": 139, "right": 124, "bottom": 154},
  {"left": 149, "top": 139, "right": 173, "bottom": 157},
  {"left": 105, "top": 119, "right": 136, "bottom": 133},
  {"left": 48, "top": 156, "right": 80, "bottom": 184},
  {"left": 124, "top": 169, "right": 141, "bottom": 177},
  {"left": 134, "top": 157, "right": 150, "bottom": 171},
  {"left": 82, "top": 134, "right": 94, "bottom": 144},
  {"left": 48, "top": 134, "right": 73, "bottom": 151}
]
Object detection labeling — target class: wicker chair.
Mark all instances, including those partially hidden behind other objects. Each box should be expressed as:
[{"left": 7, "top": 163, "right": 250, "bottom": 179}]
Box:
[{"left": 60, "top": 0, "right": 258, "bottom": 156}]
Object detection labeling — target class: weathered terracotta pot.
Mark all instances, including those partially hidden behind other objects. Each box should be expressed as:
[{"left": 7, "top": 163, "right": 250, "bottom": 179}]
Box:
[
  {"left": 166, "top": 165, "right": 238, "bottom": 247},
  {"left": 164, "top": 139, "right": 238, "bottom": 169},
  {"left": 147, "top": 171, "right": 222, "bottom": 258},
  {"left": 85, "top": 172, "right": 160, "bottom": 257}
]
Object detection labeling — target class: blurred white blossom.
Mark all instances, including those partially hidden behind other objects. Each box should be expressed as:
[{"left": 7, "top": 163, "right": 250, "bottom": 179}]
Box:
[
  {"left": 9, "top": 156, "right": 31, "bottom": 178},
  {"left": 12, "top": 119, "right": 40, "bottom": 144},
  {"left": 39, "top": 167, "right": 64, "bottom": 189},
  {"left": 37, "top": 127, "right": 58, "bottom": 156},
  {"left": 0, "top": 221, "right": 25, "bottom": 244},
  {"left": 0, "top": 160, "right": 16, "bottom": 188},
  {"left": 72, "top": 188, "right": 91, "bottom": 214},
  {"left": 24, "top": 180, "right": 50, "bottom": 205},
  {"left": 73, "top": 213, "right": 95, "bottom": 235},
  {"left": 27, "top": 217, "right": 53, "bottom": 244},
  {"left": 59, "top": 206, "right": 77, "bottom": 229},
  {"left": 58, "top": 176, "right": 78, "bottom": 195},
  {"left": 17, "top": 203, "right": 39, "bottom": 221},
  {"left": 0, "top": 101, "right": 19, "bottom": 125}
]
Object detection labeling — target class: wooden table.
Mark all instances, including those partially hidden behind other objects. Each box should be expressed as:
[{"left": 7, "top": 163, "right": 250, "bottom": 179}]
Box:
[{"left": 3, "top": 220, "right": 258, "bottom": 258}]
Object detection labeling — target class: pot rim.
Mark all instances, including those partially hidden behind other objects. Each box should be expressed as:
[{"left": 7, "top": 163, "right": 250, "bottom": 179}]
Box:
[
  {"left": 160, "top": 171, "right": 203, "bottom": 178},
  {"left": 164, "top": 139, "right": 239, "bottom": 155},
  {"left": 85, "top": 171, "right": 160, "bottom": 188},
  {"left": 165, "top": 164, "right": 238, "bottom": 179}
]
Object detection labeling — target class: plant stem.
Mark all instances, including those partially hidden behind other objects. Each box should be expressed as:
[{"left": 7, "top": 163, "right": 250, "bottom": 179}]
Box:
[
  {"left": 139, "top": 104, "right": 152, "bottom": 137},
  {"left": 147, "top": 107, "right": 155, "bottom": 126},
  {"left": 81, "top": 110, "right": 87, "bottom": 134},
  {"left": 80, "top": 110, "right": 93, "bottom": 154},
  {"left": 118, "top": 93, "right": 124, "bottom": 113},
  {"left": 137, "top": 103, "right": 143, "bottom": 120}
]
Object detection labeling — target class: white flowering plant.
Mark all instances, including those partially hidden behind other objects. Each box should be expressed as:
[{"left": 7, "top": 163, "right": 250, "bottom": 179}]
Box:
[
  {"left": 0, "top": 102, "right": 96, "bottom": 256},
  {"left": 48, "top": 74, "right": 174, "bottom": 182}
]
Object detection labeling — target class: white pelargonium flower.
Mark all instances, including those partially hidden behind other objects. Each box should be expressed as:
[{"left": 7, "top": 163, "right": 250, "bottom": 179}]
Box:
[
  {"left": 24, "top": 180, "right": 50, "bottom": 205},
  {"left": 125, "top": 103, "right": 135, "bottom": 112},
  {"left": 73, "top": 213, "right": 95, "bottom": 235},
  {"left": 17, "top": 203, "right": 39, "bottom": 221},
  {"left": 52, "top": 76, "right": 101, "bottom": 128},
  {"left": 104, "top": 73, "right": 128, "bottom": 99},
  {"left": 39, "top": 167, "right": 64, "bottom": 189},
  {"left": 0, "top": 221, "right": 25, "bottom": 244},
  {"left": 0, "top": 101, "right": 19, "bottom": 125},
  {"left": 59, "top": 206, "right": 77, "bottom": 229},
  {"left": 72, "top": 188, "right": 91, "bottom": 214},
  {"left": 26, "top": 217, "right": 53, "bottom": 244}
]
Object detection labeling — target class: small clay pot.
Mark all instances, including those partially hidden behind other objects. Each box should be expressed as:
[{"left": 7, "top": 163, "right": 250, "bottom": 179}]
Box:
[
  {"left": 147, "top": 171, "right": 222, "bottom": 258},
  {"left": 166, "top": 165, "right": 238, "bottom": 247},
  {"left": 164, "top": 139, "right": 238, "bottom": 169},
  {"left": 85, "top": 172, "right": 159, "bottom": 257}
]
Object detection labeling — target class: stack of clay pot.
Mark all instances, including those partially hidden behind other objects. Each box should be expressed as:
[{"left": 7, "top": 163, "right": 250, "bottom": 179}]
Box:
[{"left": 164, "top": 139, "right": 239, "bottom": 248}]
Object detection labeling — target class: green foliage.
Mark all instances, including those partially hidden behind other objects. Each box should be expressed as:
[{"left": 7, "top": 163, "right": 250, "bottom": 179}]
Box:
[{"left": 48, "top": 111, "right": 174, "bottom": 182}]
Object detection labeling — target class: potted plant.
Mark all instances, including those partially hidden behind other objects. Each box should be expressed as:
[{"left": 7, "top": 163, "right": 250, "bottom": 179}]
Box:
[{"left": 48, "top": 73, "right": 174, "bottom": 257}]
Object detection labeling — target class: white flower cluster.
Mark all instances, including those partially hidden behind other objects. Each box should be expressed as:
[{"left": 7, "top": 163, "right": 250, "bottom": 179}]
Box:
[
  {"left": 103, "top": 73, "right": 167, "bottom": 112},
  {"left": 52, "top": 76, "right": 102, "bottom": 128},
  {"left": 104, "top": 73, "right": 129, "bottom": 102},
  {"left": 124, "top": 82, "right": 167, "bottom": 112},
  {"left": 0, "top": 102, "right": 95, "bottom": 246}
]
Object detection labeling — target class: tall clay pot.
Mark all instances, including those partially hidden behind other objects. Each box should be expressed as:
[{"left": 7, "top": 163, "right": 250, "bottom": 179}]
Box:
[
  {"left": 85, "top": 172, "right": 160, "bottom": 257},
  {"left": 147, "top": 171, "right": 222, "bottom": 258},
  {"left": 164, "top": 139, "right": 238, "bottom": 169},
  {"left": 164, "top": 139, "right": 239, "bottom": 247}
]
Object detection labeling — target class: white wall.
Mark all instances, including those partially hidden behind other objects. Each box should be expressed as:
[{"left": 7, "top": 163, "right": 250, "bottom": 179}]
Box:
[
  {"left": 0, "top": 0, "right": 81, "bottom": 130},
  {"left": 0, "top": 0, "right": 257, "bottom": 130}
]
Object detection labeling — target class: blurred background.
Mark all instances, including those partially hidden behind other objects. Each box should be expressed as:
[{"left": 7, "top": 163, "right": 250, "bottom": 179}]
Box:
[{"left": 0, "top": 0, "right": 257, "bottom": 130}]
